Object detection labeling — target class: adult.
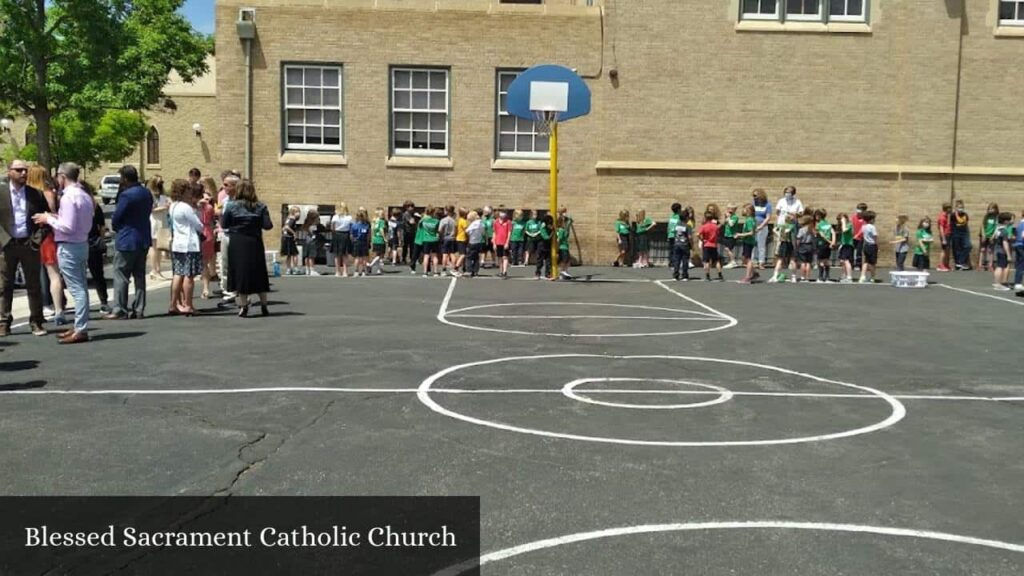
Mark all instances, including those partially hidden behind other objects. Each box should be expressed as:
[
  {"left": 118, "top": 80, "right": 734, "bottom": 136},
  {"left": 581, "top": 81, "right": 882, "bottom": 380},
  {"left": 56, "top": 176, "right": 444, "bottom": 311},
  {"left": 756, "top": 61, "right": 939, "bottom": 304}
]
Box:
[
  {"left": 773, "top": 186, "right": 803, "bottom": 269},
  {"left": 751, "top": 189, "right": 772, "bottom": 268},
  {"left": 85, "top": 182, "right": 111, "bottom": 315},
  {"left": 27, "top": 165, "right": 66, "bottom": 325},
  {"left": 221, "top": 179, "right": 273, "bottom": 317},
  {"left": 401, "top": 201, "right": 418, "bottom": 266},
  {"left": 33, "top": 163, "right": 93, "bottom": 344},
  {"left": 215, "top": 171, "right": 240, "bottom": 301},
  {"left": 167, "top": 180, "right": 205, "bottom": 316},
  {"left": 0, "top": 160, "right": 48, "bottom": 336},
  {"left": 187, "top": 167, "right": 202, "bottom": 186},
  {"left": 197, "top": 177, "right": 218, "bottom": 298},
  {"left": 105, "top": 165, "right": 153, "bottom": 320},
  {"left": 147, "top": 176, "right": 169, "bottom": 279}
]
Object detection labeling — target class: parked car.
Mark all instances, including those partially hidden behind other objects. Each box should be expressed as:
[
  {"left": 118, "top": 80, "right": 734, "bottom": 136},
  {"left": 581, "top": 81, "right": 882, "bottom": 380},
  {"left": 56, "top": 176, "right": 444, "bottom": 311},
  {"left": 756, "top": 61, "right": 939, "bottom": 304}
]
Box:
[{"left": 98, "top": 174, "right": 121, "bottom": 204}]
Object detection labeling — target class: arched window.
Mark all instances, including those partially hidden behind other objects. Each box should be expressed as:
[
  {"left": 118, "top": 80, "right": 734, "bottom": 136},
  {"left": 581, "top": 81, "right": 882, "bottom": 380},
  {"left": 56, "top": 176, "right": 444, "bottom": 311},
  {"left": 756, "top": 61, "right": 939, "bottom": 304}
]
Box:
[
  {"left": 24, "top": 124, "right": 36, "bottom": 147},
  {"left": 146, "top": 126, "right": 160, "bottom": 165}
]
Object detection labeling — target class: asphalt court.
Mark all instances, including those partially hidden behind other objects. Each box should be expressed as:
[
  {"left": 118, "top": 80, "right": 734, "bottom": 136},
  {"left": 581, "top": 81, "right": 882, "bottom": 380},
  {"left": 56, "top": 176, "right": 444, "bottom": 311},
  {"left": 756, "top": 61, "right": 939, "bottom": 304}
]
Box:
[{"left": 1, "top": 266, "right": 1021, "bottom": 574}]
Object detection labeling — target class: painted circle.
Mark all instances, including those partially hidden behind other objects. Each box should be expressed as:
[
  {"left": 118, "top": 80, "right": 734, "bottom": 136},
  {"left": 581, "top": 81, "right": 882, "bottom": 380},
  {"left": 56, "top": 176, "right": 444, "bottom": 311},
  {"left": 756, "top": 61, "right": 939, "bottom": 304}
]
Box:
[
  {"left": 450, "top": 522, "right": 1024, "bottom": 573},
  {"left": 561, "top": 378, "right": 733, "bottom": 410},
  {"left": 441, "top": 302, "right": 736, "bottom": 338},
  {"left": 417, "top": 354, "right": 907, "bottom": 447}
]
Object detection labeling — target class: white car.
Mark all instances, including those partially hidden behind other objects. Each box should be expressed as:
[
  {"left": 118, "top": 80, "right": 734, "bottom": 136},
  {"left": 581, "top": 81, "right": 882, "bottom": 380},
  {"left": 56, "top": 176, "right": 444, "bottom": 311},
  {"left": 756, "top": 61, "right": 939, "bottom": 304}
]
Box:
[{"left": 98, "top": 174, "right": 120, "bottom": 204}]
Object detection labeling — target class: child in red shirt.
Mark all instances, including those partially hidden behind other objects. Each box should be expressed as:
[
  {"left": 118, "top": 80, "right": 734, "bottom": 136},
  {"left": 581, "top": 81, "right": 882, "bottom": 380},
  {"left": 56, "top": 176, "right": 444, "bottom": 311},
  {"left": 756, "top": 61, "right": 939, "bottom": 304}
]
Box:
[
  {"left": 698, "top": 212, "right": 724, "bottom": 282},
  {"left": 937, "top": 202, "right": 952, "bottom": 271}
]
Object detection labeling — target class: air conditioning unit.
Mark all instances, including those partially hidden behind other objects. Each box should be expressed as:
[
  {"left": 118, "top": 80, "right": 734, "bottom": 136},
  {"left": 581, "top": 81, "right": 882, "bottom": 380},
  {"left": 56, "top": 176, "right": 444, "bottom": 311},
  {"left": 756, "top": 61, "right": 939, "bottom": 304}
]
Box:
[{"left": 236, "top": 8, "right": 256, "bottom": 39}]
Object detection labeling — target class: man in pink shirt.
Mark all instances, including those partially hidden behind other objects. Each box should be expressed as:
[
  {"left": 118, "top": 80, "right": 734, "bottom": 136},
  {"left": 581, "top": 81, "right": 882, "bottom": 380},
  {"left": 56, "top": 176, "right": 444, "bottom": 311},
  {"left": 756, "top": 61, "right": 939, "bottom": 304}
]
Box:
[{"left": 32, "top": 162, "right": 93, "bottom": 344}]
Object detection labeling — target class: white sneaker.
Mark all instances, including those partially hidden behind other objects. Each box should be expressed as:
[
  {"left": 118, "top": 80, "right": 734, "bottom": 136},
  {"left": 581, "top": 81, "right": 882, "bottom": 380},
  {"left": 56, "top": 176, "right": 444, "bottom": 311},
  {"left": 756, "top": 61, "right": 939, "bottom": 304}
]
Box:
[
  {"left": 1014, "top": 284, "right": 1024, "bottom": 292},
  {"left": 43, "top": 306, "right": 56, "bottom": 318},
  {"left": 308, "top": 271, "right": 321, "bottom": 277},
  {"left": 993, "top": 284, "right": 1011, "bottom": 291},
  {"left": 767, "top": 276, "right": 778, "bottom": 283}
]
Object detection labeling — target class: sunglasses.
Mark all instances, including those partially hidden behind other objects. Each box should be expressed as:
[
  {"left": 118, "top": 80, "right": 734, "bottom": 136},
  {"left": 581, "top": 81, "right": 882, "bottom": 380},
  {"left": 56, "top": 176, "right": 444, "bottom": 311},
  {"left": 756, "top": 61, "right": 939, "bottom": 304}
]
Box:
[{"left": 10, "top": 168, "right": 27, "bottom": 173}]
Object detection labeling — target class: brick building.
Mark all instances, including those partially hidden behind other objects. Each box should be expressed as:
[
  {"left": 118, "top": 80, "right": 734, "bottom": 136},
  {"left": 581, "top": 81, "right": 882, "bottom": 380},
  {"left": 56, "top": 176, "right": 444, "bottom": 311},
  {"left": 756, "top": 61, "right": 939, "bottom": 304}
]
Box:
[{"left": 213, "top": 0, "right": 1024, "bottom": 264}]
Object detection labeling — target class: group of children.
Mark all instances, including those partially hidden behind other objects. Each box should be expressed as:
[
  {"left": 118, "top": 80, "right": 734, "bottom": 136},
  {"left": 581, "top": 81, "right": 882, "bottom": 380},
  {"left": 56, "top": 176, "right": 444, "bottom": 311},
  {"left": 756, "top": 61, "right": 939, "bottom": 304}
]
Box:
[
  {"left": 280, "top": 204, "right": 575, "bottom": 279},
  {"left": 628, "top": 194, "right": 1024, "bottom": 290}
]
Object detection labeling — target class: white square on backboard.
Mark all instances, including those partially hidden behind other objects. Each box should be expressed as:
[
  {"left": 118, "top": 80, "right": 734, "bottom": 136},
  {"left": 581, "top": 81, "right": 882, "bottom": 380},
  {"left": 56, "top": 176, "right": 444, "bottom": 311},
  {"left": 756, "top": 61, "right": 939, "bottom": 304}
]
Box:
[{"left": 530, "top": 81, "right": 569, "bottom": 112}]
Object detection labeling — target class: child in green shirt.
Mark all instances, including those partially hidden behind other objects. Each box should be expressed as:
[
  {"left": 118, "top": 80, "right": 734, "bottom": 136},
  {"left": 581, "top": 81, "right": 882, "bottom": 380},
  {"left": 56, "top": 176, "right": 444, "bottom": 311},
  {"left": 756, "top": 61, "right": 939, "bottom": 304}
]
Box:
[
  {"left": 418, "top": 207, "right": 441, "bottom": 277},
  {"left": 980, "top": 203, "right": 999, "bottom": 271},
  {"left": 510, "top": 209, "right": 526, "bottom": 266},
  {"left": 721, "top": 204, "right": 740, "bottom": 269},
  {"left": 634, "top": 209, "right": 654, "bottom": 268},
  {"left": 836, "top": 213, "right": 855, "bottom": 283},
  {"left": 913, "top": 217, "right": 933, "bottom": 271},
  {"left": 524, "top": 211, "right": 540, "bottom": 267},
  {"left": 370, "top": 208, "right": 387, "bottom": 275},
  {"left": 614, "top": 209, "right": 630, "bottom": 267},
  {"left": 733, "top": 204, "right": 759, "bottom": 284}
]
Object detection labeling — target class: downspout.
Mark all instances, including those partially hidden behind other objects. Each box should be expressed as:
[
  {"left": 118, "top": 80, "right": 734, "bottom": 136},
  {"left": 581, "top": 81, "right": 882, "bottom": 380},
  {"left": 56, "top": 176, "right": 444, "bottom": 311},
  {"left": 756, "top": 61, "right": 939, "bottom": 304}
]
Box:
[
  {"left": 244, "top": 37, "right": 253, "bottom": 179},
  {"left": 949, "top": 0, "right": 967, "bottom": 205}
]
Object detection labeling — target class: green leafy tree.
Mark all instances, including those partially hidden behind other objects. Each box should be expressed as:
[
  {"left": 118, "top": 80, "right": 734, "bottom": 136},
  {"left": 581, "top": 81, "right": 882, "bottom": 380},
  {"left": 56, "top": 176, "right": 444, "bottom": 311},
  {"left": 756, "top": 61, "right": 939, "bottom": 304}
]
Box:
[{"left": 0, "top": 0, "right": 209, "bottom": 169}]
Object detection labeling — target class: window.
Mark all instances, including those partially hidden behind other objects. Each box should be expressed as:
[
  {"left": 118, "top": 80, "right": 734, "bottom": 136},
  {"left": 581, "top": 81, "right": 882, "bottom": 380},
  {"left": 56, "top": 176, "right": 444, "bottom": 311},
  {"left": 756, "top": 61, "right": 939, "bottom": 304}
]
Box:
[
  {"left": 391, "top": 67, "right": 449, "bottom": 157},
  {"left": 786, "top": 0, "right": 822, "bottom": 20},
  {"left": 146, "top": 127, "right": 160, "bottom": 165},
  {"left": 1000, "top": 1, "right": 1024, "bottom": 25},
  {"left": 283, "top": 64, "right": 343, "bottom": 152},
  {"left": 496, "top": 71, "right": 550, "bottom": 159},
  {"left": 741, "top": 0, "right": 864, "bottom": 22},
  {"left": 742, "top": 0, "right": 779, "bottom": 20},
  {"left": 24, "top": 124, "right": 35, "bottom": 147}
]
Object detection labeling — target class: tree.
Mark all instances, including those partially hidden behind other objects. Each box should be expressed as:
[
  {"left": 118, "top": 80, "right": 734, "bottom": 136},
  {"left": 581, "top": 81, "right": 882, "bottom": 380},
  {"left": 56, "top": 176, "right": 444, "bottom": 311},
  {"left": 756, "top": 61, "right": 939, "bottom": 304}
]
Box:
[{"left": 0, "top": 0, "right": 209, "bottom": 169}]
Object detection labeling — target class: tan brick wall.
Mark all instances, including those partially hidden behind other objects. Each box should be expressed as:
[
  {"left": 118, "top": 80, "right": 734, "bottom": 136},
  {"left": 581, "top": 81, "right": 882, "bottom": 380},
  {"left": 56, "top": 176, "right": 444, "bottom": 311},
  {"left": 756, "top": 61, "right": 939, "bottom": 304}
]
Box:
[{"left": 213, "top": 0, "right": 1024, "bottom": 266}]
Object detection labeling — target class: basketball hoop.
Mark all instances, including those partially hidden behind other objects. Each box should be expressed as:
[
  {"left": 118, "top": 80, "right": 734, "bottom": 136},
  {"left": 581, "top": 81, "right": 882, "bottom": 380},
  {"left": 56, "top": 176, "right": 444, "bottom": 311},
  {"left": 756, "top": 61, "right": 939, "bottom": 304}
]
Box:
[{"left": 533, "top": 110, "right": 558, "bottom": 137}]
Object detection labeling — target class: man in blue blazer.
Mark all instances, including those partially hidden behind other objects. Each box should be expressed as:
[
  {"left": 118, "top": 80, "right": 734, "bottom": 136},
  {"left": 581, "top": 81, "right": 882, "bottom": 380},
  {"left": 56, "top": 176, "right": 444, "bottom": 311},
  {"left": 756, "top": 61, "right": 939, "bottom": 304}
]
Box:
[{"left": 104, "top": 165, "right": 152, "bottom": 320}]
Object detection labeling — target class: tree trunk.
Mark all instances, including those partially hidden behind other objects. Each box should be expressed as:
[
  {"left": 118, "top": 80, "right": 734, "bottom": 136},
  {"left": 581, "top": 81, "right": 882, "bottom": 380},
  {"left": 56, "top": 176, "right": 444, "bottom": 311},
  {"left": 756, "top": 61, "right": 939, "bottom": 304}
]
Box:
[
  {"left": 30, "top": 0, "right": 52, "bottom": 170},
  {"left": 33, "top": 107, "right": 52, "bottom": 171}
]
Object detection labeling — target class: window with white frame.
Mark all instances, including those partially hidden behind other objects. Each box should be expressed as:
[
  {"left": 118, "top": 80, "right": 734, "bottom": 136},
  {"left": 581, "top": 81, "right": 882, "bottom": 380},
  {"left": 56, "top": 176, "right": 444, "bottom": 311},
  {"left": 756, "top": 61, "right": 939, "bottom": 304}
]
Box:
[
  {"left": 283, "top": 64, "right": 343, "bottom": 152},
  {"left": 741, "top": 0, "right": 865, "bottom": 22},
  {"left": 999, "top": 1, "right": 1024, "bottom": 25},
  {"left": 391, "top": 68, "right": 449, "bottom": 156},
  {"left": 496, "top": 71, "right": 550, "bottom": 159},
  {"left": 742, "top": 0, "right": 779, "bottom": 20},
  {"left": 786, "top": 0, "right": 822, "bottom": 20}
]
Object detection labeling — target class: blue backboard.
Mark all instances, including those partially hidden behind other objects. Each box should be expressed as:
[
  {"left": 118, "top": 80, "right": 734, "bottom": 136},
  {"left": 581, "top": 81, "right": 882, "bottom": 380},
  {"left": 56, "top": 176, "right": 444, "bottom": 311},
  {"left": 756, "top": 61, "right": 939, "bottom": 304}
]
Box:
[{"left": 506, "top": 65, "right": 591, "bottom": 123}]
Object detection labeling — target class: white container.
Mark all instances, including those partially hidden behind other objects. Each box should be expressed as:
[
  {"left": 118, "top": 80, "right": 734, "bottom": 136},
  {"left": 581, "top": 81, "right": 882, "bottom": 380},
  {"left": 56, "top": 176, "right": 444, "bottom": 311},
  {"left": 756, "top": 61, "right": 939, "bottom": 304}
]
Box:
[{"left": 890, "top": 271, "right": 929, "bottom": 288}]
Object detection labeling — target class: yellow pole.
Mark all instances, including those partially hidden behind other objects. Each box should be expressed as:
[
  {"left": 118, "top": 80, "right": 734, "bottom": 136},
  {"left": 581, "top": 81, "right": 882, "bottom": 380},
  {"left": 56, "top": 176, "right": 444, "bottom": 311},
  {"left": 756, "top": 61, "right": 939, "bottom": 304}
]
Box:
[{"left": 549, "top": 121, "right": 559, "bottom": 280}]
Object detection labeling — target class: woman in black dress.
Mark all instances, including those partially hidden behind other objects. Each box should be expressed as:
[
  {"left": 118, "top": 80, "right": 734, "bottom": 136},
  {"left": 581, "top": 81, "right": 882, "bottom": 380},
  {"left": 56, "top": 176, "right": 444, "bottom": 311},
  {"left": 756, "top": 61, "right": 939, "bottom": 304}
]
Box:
[{"left": 221, "top": 179, "right": 274, "bottom": 317}]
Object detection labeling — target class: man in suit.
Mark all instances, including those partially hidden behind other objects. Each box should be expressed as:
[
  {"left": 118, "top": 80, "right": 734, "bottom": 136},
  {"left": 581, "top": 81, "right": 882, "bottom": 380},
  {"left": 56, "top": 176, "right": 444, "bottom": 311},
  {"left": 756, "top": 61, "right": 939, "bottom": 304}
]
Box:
[
  {"left": 104, "top": 165, "right": 152, "bottom": 320},
  {"left": 0, "top": 160, "right": 48, "bottom": 336}
]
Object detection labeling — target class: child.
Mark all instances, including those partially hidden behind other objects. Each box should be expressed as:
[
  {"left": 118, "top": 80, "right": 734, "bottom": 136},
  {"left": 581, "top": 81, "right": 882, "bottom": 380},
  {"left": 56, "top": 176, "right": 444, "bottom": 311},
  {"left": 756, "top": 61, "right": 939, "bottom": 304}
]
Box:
[
  {"left": 330, "top": 203, "right": 353, "bottom": 277},
  {"left": 836, "top": 213, "right": 854, "bottom": 283},
  {"left": 992, "top": 212, "right": 1013, "bottom": 290},
  {"left": 795, "top": 215, "right": 816, "bottom": 282},
  {"left": 438, "top": 205, "right": 457, "bottom": 275},
  {"left": 350, "top": 207, "right": 371, "bottom": 277},
  {"left": 667, "top": 202, "right": 683, "bottom": 270},
  {"left": 721, "top": 204, "right": 739, "bottom": 269},
  {"left": 769, "top": 215, "right": 796, "bottom": 283},
  {"left": 465, "top": 211, "right": 483, "bottom": 278},
  {"left": 815, "top": 209, "right": 835, "bottom": 282},
  {"left": 481, "top": 207, "right": 495, "bottom": 268},
  {"left": 534, "top": 214, "right": 553, "bottom": 279},
  {"left": 524, "top": 210, "right": 539, "bottom": 267},
  {"left": 698, "top": 212, "right": 723, "bottom": 281},
  {"left": 453, "top": 207, "right": 469, "bottom": 276},
  {"left": 387, "top": 208, "right": 401, "bottom": 265},
  {"left": 951, "top": 200, "right": 971, "bottom": 271},
  {"left": 979, "top": 203, "right": 1000, "bottom": 271},
  {"left": 493, "top": 209, "right": 512, "bottom": 278},
  {"left": 302, "top": 210, "right": 323, "bottom": 276},
  {"left": 891, "top": 214, "right": 910, "bottom": 272},
  {"left": 1014, "top": 210, "right": 1024, "bottom": 292},
  {"left": 666, "top": 209, "right": 692, "bottom": 281},
  {"left": 852, "top": 202, "right": 868, "bottom": 270},
  {"left": 634, "top": 209, "right": 654, "bottom": 268},
  {"left": 733, "top": 204, "right": 758, "bottom": 284},
  {"left": 370, "top": 208, "right": 387, "bottom": 275},
  {"left": 913, "top": 217, "right": 933, "bottom": 272},
  {"left": 510, "top": 209, "right": 526, "bottom": 266},
  {"left": 281, "top": 205, "right": 300, "bottom": 275},
  {"left": 858, "top": 211, "right": 878, "bottom": 283},
  {"left": 557, "top": 215, "right": 572, "bottom": 279},
  {"left": 419, "top": 207, "right": 441, "bottom": 277},
  {"left": 937, "top": 202, "right": 952, "bottom": 272},
  {"left": 614, "top": 209, "right": 630, "bottom": 267}
]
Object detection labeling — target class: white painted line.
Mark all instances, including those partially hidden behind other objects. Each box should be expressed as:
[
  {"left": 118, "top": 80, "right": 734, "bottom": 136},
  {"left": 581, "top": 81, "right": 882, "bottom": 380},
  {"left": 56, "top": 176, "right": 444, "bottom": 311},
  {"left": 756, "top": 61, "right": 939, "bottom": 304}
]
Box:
[
  {"left": 417, "top": 354, "right": 907, "bottom": 447},
  {"left": 437, "top": 281, "right": 736, "bottom": 338},
  {"left": 938, "top": 283, "right": 1024, "bottom": 306},
  {"left": 444, "top": 302, "right": 721, "bottom": 318},
  {"left": 1, "top": 387, "right": 424, "bottom": 395},
  {"left": 447, "top": 314, "right": 725, "bottom": 321},
  {"left": 432, "top": 521, "right": 1024, "bottom": 574},
  {"left": 562, "top": 378, "right": 733, "bottom": 410},
  {"left": 655, "top": 280, "right": 741, "bottom": 329}
]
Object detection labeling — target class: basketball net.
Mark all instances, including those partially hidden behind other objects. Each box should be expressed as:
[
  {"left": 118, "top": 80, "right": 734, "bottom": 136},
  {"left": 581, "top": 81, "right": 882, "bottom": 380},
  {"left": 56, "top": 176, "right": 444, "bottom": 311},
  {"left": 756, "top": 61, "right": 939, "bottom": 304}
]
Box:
[{"left": 533, "top": 110, "right": 558, "bottom": 137}]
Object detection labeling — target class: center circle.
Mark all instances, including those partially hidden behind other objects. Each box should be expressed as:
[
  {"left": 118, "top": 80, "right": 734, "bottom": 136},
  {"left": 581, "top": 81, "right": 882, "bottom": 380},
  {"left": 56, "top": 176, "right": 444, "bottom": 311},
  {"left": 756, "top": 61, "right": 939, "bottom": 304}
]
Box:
[
  {"left": 561, "top": 378, "right": 734, "bottom": 410},
  {"left": 417, "top": 354, "right": 907, "bottom": 447}
]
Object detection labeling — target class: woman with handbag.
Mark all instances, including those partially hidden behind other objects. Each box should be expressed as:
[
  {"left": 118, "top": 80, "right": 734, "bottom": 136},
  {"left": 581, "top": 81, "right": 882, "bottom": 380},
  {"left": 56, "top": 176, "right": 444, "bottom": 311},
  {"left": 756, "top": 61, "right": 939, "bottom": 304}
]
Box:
[
  {"left": 86, "top": 183, "right": 111, "bottom": 314},
  {"left": 147, "top": 176, "right": 170, "bottom": 280},
  {"left": 167, "top": 180, "right": 205, "bottom": 316}
]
